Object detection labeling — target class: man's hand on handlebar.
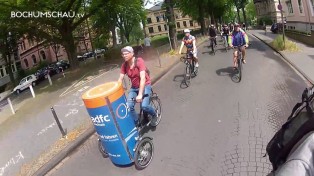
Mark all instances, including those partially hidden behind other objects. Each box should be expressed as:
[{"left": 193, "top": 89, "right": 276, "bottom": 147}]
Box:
[{"left": 136, "top": 94, "right": 143, "bottom": 103}]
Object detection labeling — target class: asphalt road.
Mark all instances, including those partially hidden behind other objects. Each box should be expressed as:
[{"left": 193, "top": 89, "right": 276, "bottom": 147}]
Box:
[
  {"left": 48, "top": 36, "right": 307, "bottom": 176},
  {"left": 0, "top": 64, "right": 120, "bottom": 176}
]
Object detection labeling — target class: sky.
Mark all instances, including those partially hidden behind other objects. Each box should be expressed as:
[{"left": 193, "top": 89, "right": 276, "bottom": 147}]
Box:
[{"left": 144, "top": 0, "right": 163, "bottom": 9}]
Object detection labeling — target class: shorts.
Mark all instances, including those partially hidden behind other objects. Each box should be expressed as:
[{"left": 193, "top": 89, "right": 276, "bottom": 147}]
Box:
[{"left": 186, "top": 48, "right": 198, "bottom": 58}]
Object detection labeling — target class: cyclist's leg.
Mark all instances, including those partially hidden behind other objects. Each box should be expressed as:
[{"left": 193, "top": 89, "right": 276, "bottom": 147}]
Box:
[
  {"left": 241, "top": 46, "right": 246, "bottom": 64},
  {"left": 233, "top": 49, "right": 238, "bottom": 68},
  {"left": 193, "top": 49, "right": 199, "bottom": 67},
  {"left": 141, "top": 85, "right": 156, "bottom": 118},
  {"left": 127, "top": 88, "right": 139, "bottom": 122}
]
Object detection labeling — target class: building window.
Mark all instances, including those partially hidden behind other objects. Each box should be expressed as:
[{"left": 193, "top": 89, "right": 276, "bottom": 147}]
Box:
[
  {"left": 22, "top": 41, "right": 25, "bottom": 50},
  {"left": 286, "top": 0, "right": 293, "bottom": 14},
  {"left": 158, "top": 25, "right": 162, "bottom": 32},
  {"left": 156, "top": 16, "right": 160, "bottom": 22},
  {"left": 183, "top": 21, "right": 187, "bottom": 27},
  {"left": 311, "top": 0, "right": 314, "bottom": 15},
  {"left": 164, "top": 24, "right": 167, "bottom": 30},
  {"left": 298, "top": 0, "right": 304, "bottom": 13},
  {"left": 177, "top": 22, "right": 181, "bottom": 28},
  {"left": 24, "top": 59, "right": 29, "bottom": 68},
  {"left": 190, "top": 20, "right": 193, "bottom": 27},
  {"left": 40, "top": 50, "right": 46, "bottom": 60},
  {"left": 0, "top": 68, "right": 4, "bottom": 77},
  {"left": 175, "top": 14, "right": 179, "bottom": 19},
  {"left": 32, "top": 55, "right": 37, "bottom": 65},
  {"left": 149, "top": 27, "right": 154, "bottom": 33},
  {"left": 147, "top": 18, "right": 152, "bottom": 24}
]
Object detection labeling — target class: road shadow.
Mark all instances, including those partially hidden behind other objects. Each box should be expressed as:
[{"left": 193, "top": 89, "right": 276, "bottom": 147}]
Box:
[
  {"left": 216, "top": 67, "right": 240, "bottom": 83},
  {"left": 173, "top": 74, "right": 190, "bottom": 89}
]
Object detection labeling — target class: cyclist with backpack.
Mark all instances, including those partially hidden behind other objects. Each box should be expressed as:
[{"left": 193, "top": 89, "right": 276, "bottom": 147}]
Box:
[
  {"left": 117, "top": 46, "right": 158, "bottom": 126},
  {"left": 266, "top": 86, "right": 314, "bottom": 176}
]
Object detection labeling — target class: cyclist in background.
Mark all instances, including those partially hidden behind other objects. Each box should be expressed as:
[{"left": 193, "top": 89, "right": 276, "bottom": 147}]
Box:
[
  {"left": 228, "top": 23, "right": 249, "bottom": 69},
  {"left": 179, "top": 29, "right": 199, "bottom": 68}
]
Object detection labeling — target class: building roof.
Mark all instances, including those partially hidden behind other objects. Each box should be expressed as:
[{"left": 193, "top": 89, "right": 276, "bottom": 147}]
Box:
[{"left": 148, "top": 1, "right": 164, "bottom": 11}]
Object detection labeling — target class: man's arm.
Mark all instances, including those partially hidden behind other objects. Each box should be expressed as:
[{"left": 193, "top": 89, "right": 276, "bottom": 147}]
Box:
[
  {"left": 179, "top": 41, "right": 184, "bottom": 54},
  {"left": 136, "top": 71, "right": 146, "bottom": 102},
  {"left": 117, "top": 73, "right": 124, "bottom": 83}
]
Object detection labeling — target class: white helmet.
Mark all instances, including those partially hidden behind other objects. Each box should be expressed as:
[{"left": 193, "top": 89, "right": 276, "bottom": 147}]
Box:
[{"left": 184, "top": 29, "right": 190, "bottom": 33}]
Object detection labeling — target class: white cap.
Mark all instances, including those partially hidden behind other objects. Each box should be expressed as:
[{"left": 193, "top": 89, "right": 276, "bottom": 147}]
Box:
[
  {"left": 121, "top": 46, "right": 134, "bottom": 53},
  {"left": 184, "top": 29, "right": 190, "bottom": 33}
]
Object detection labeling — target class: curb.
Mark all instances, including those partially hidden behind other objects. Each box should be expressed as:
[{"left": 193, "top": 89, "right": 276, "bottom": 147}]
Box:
[
  {"left": 33, "top": 36, "right": 208, "bottom": 176},
  {"left": 249, "top": 33, "right": 314, "bottom": 85}
]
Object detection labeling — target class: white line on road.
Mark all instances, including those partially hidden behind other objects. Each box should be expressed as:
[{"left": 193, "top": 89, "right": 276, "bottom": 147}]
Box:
[
  {"left": 37, "top": 120, "right": 64, "bottom": 136},
  {"left": 59, "top": 64, "right": 119, "bottom": 98},
  {"left": 0, "top": 151, "right": 24, "bottom": 176}
]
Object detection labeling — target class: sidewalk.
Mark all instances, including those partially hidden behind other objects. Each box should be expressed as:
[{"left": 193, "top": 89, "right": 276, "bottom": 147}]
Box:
[
  {"left": 18, "top": 35, "right": 208, "bottom": 176},
  {"left": 249, "top": 30, "right": 314, "bottom": 85}
]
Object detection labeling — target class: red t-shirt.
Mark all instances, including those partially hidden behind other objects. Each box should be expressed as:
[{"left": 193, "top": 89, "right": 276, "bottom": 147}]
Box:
[{"left": 120, "top": 57, "right": 151, "bottom": 88}]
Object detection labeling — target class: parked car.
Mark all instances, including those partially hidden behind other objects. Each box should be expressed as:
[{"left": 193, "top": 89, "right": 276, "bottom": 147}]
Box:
[
  {"left": 56, "top": 60, "right": 70, "bottom": 70},
  {"left": 94, "top": 48, "right": 106, "bottom": 54},
  {"left": 47, "top": 64, "right": 62, "bottom": 76},
  {"left": 13, "top": 74, "right": 38, "bottom": 94},
  {"left": 34, "top": 68, "right": 47, "bottom": 81},
  {"left": 83, "top": 52, "right": 95, "bottom": 58},
  {"left": 77, "top": 55, "right": 87, "bottom": 62}
]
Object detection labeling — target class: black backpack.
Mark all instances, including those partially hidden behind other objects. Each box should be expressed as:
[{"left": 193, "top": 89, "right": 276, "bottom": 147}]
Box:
[
  {"left": 265, "top": 86, "right": 314, "bottom": 171},
  {"left": 124, "top": 57, "right": 150, "bottom": 76}
]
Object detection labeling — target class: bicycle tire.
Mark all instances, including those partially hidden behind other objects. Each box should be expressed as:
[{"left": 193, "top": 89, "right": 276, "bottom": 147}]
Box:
[
  {"left": 184, "top": 63, "right": 192, "bottom": 87},
  {"left": 98, "top": 138, "right": 109, "bottom": 158},
  {"left": 149, "top": 97, "right": 162, "bottom": 127},
  {"left": 134, "top": 137, "right": 154, "bottom": 170},
  {"left": 192, "top": 61, "right": 198, "bottom": 77},
  {"left": 237, "top": 55, "right": 242, "bottom": 82}
]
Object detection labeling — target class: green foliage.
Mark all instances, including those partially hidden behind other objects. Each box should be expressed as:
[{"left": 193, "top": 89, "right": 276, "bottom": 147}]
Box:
[
  {"left": 271, "top": 35, "right": 299, "bottom": 51},
  {"left": 129, "top": 23, "right": 144, "bottom": 43},
  {"left": 245, "top": 0, "right": 256, "bottom": 25},
  {"left": 258, "top": 17, "right": 273, "bottom": 25}
]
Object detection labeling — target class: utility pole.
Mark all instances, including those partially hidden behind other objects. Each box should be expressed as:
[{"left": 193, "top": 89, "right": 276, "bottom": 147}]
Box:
[{"left": 278, "top": 0, "right": 285, "bottom": 49}]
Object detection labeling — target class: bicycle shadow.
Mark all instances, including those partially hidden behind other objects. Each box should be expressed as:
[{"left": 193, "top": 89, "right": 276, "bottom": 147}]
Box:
[
  {"left": 216, "top": 67, "right": 240, "bottom": 83},
  {"left": 173, "top": 74, "right": 189, "bottom": 89}
]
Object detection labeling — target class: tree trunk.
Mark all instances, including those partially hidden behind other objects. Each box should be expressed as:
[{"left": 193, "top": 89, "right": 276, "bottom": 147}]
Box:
[
  {"left": 211, "top": 12, "right": 216, "bottom": 26},
  {"left": 120, "top": 29, "right": 126, "bottom": 44},
  {"left": 3, "top": 55, "right": 15, "bottom": 86},
  {"left": 111, "top": 25, "right": 117, "bottom": 47},
  {"left": 165, "top": 0, "right": 177, "bottom": 50},
  {"left": 63, "top": 33, "right": 79, "bottom": 69},
  {"left": 4, "top": 39, "right": 16, "bottom": 86},
  {"left": 242, "top": 7, "right": 247, "bottom": 25},
  {"left": 236, "top": 8, "right": 241, "bottom": 23},
  {"left": 125, "top": 32, "right": 130, "bottom": 43},
  {"left": 142, "top": 19, "right": 147, "bottom": 37},
  {"left": 198, "top": 2, "right": 206, "bottom": 35}
]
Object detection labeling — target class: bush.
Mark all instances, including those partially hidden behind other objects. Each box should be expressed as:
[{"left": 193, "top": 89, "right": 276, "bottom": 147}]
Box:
[
  {"left": 103, "top": 46, "right": 123, "bottom": 60},
  {"left": 271, "top": 35, "right": 299, "bottom": 51}
]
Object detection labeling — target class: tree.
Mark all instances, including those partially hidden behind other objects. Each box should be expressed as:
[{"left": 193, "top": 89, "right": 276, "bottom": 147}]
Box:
[
  {"left": 178, "top": 0, "right": 208, "bottom": 35},
  {"left": 15, "top": 0, "right": 103, "bottom": 69},
  {"left": 92, "top": 0, "right": 145, "bottom": 45},
  {"left": 0, "top": 0, "right": 22, "bottom": 85},
  {"left": 164, "top": 0, "right": 178, "bottom": 49},
  {"left": 245, "top": 0, "right": 256, "bottom": 25},
  {"left": 234, "top": 0, "right": 249, "bottom": 24}
]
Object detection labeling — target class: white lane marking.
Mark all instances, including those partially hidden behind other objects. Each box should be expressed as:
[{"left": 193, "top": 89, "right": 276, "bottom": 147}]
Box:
[
  {"left": 0, "top": 151, "right": 24, "bottom": 176},
  {"left": 65, "top": 108, "right": 79, "bottom": 118},
  {"left": 37, "top": 120, "right": 64, "bottom": 136}
]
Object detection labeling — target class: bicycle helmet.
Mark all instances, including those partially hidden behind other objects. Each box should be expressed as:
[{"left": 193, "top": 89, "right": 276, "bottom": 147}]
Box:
[{"left": 184, "top": 29, "right": 190, "bottom": 33}]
